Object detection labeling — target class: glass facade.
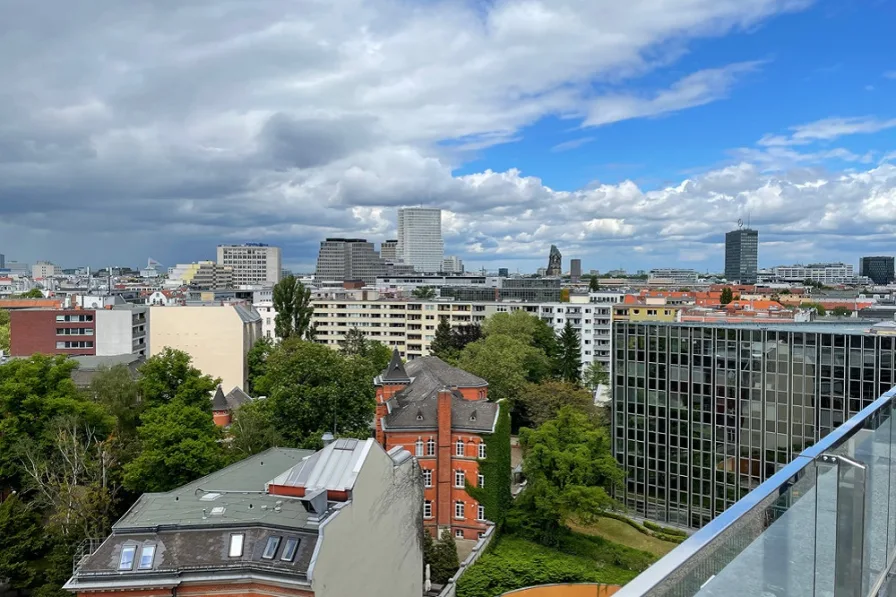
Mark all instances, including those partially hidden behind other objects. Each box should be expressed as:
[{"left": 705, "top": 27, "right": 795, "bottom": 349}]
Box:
[
  {"left": 724, "top": 228, "right": 758, "bottom": 283},
  {"left": 613, "top": 322, "right": 896, "bottom": 528}
]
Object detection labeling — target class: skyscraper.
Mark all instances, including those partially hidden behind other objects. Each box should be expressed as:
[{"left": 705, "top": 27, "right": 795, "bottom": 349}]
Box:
[
  {"left": 860, "top": 256, "right": 895, "bottom": 285},
  {"left": 396, "top": 208, "right": 443, "bottom": 273},
  {"left": 216, "top": 243, "right": 282, "bottom": 286},
  {"left": 570, "top": 258, "right": 582, "bottom": 282},
  {"left": 724, "top": 227, "right": 758, "bottom": 283},
  {"left": 315, "top": 238, "right": 385, "bottom": 285}
]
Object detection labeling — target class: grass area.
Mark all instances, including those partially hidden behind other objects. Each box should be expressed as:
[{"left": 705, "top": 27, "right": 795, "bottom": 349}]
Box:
[
  {"left": 568, "top": 517, "right": 679, "bottom": 558},
  {"left": 456, "top": 532, "right": 655, "bottom": 597}
]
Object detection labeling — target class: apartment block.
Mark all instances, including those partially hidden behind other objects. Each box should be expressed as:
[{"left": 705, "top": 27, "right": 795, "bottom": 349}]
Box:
[
  {"left": 32, "top": 260, "right": 58, "bottom": 279},
  {"left": 9, "top": 306, "right": 148, "bottom": 357},
  {"left": 216, "top": 243, "right": 282, "bottom": 286},
  {"left": 314, "top": 238, "right": 385, "bottom": 285}
]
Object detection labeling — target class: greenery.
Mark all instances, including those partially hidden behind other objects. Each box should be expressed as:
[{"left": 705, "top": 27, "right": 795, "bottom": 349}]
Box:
[
  {"left": 832, "top": 305, "right": 852, "bottom": 317},
  {"left": 273, "top": 274, "right": 315, "bottom": 340},
  {"left": 719, "top": 287, "right": 734, "bottom": 305},
  {"left": 0, "top": 308, "right": 9, "bottom": 352},
  {"left": 467, "top": 401, "right": 512, "bottom": 527},
  {"left": 137, "top": 347, "right": 220, "bottom": 409},
  {"left": 17, "top": 288, "right": 44, "bottom": 299},
  {"left": 246, "top": 335, "right": 274, "bottom": 395},
  {"left": 481, "top": 311, "right": 558, "bottom": 368},
  {"left": 430, "top": 317, "right": 454, "bottom": 359},
  {"left": 457, "top": 334, "right": 551, "bottom": 404},
  {"left": 583, "top": 361, "right": 609, "bottom": 393},
  {"left": 567, "top": 517, "right": 677, "bottom": 557},
  {"left": 517, "top": 380, "right": 596, "bottom": 428},
  {"left": 428, "top": 528, "right": 461, "bottom": 585},
  {"left": 0, "top": 494, "right": 45, "bottom": 590},
  {"left": 412, "top": 286, "right": 436, "bottom": 299},
  {"left": 430, "top": 318, "right": 483, "bottom": 363},
  {"left": 556, "top": 321, "right": 581, "bottom": 384},
  {"left": 803, "top": 301, "right": 827, "bottom": 316},
  {"left": 589, "top": 275, "right": 600, "bottom": 292},
  {"left": 338, "top": 327, "right": 393, "bottom": 371}
]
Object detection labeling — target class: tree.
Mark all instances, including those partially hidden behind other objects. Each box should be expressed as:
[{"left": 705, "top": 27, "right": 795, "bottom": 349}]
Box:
[
  {"left": 804, "top": 302, "right": 827, "bottom": 316},
  {"left": 254, "top": 338, "right": 377, "bottom": 448},
  {"left": 17, "top": 288, "right": 44, "bottom": 299},
  {"left": 273, "top": 275, "right": 314, "bottom": 340},
  {"left": 582, "top": 361, "right": 609, "bottom": 393},
  {"left": 246, "top": 336, "right": 274, "bottom": 395},
  {"left": 0, "top": 494, "right": 45, "bottom": 592},
  {"left": 362, "top": 340, "right": 393, "bottom": 372},
  {"left": 517, "top": 381, "right": 595, "bottom": 428},
  {"left": 430, "top": 317, "right": 455, "bottom": 360},
  {"left": 412, "top": 286, "right": 436, "bottom": 299},
  {"left": 482, "top": 311, "right": 558, "bottom": 375},
  {"left": 429, "top": 528, "right": 460, "bottom": 584},
  {"left": 466, "top": 401, "right": 512, "bottom": 527},
  {"left": 453, "top": 324, "right": 483, "bottom": 352},
  {"left": 515, "top": 407, "right": 625, "bottom": 546},
  {"left": 457, "top": 335, "right": 551, "bottom": 404},
  {"left": 832, "top": 306, "right": 851, "bottom": 317},
  {"left": 89, "top": 364, "right": 142, "bottom": 437},
  {"left": 556, "top": 321, "right": 581, "bottom": 384},
  {"left": 0, "top": 308, "right": 9, "bottom": 352},
  {"left": 228, "top": 399, "right": 281, "bottom": 458},
  {"left": 137, "top": 348, "right": 219, "bottom": 410},
  {"left": 123, "top": 401, "right": 226, "bottom": 493},
  {"left": 719, "top": 287, "right": 734, "bottom": 305},
  {"left": 339, "top": 326, "right": 368, "bottom": 356},
  {"left": 588, "top": 276, "right": 600, "bottom": 292},
  {"left": 338, "top": 329, "right": 392, "bottom": 371}
]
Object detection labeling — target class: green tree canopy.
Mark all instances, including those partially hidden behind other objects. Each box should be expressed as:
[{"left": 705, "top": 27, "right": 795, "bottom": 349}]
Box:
[
  {"left": 338, "top": 328, "right": 392, "bottom": 371},
  {"left": 518, "top": 380, "right": 595, "bottom": 428},
  {"left": 362, "top": 340, "right": 393, "bottom": 372},
  {"left": 457, "top": 335, "right": 551, "bottom": 403},
  {"left": 254, "top": 338, "right": 377, "bottom": 448},
  {"left": 246, "top": 335, "right": 274, "bottom": 395},
  {"left": 228, "top": 399, "right": 281, "bottom": 458},
  {"left": 515, "top": 407, "right": 625, "bottom": 545},
  {"left": 0, "top": 494, "right": 45, "bottom": 591},
  {"left": 89, "top": 364, "right": 143, "bottom": 437},
  {"left": 832, "top": 306, "right": 851, "bottom": 316},
  {"left": 582, "top": 361, "right": 609, "bottom": 393},
  {"left": 556, "top": 320, "right": 581, "bottom": 384},
  {"left": 273, "top": 275, "right": 315, "bottom": 340},
  {"left": 137, "top": 348, "right": 219, "bottom": 411},
  {"left": 429, "top": 529, "right": 460, "bottom": 584},
  {"left": 719, "top": 287, "right": 734, "bottom": 305},
  {"left": 18, "top": 288, "right": 44, "bottom": 299},
  {"left": 0, "top": 308, "right": 9, "bottom": 352},
  {"left": 803, "top": 302, "right": 827, "bottom": 316},
  {"left": 339, "top": 326, "right": 368, "bottom": 356},
  {"left": 412, "top": 286, "right": 436, "bottom": 299},
  {"left": 429, "top": 317, "right": 454, "bottom": 360},
  {"left": 482, "top": 311, "right": 558, "bottom": 366},
  {"left": 588, "top": 276, "right": 600, "bottom": 292}
]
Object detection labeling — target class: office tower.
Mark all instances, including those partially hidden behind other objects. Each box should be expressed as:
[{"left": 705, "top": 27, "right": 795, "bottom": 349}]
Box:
[
  {"left": 380, "top": 239, "right": 398, "bottom": 262},
  {"left": 860, "top": 256, "right": 895, "bottom": 285},
  {"left": 613, "top": 320, "right": 895, "bottom": 529},
  {"left": 396, "top": 208, "right": 443, "bottom": 273},
  {"left": 570, "top": 258, "right": 582, "bottom": 282},
  {"left": 498, "top": 268, "right": 509, "bottom": 278},
  {"left": 724, "top": 227, "right": 758, "bottom": 283},
  {"left": 315, "top": 238, "right": 385, "bottom": 285},
  {"left": 547, "top": 245, "right": 562, "bottom": 276},
  {"left": 216, "top": 243, "right": 282, "bottom": 286},
  {"left": 31, "top": 260, "right": 58, "bottom": 279},
  {"left": 0, "top": 253, "right": 4, "bottom": 269},
  {"left": 442, "top": 256, "right": 464, "bottom": 274}
]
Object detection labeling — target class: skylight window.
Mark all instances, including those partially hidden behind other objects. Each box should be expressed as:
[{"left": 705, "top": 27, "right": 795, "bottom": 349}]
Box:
[
  {"left": 229, "top": 534, "right": 244, "bottom": 557},
  {"left": 210, "top": 506, "right": 226, "bottom": 516},
  {"left": 119, "top": 545, "right": 136, "bottom": 570},
  {"left": 200, "top": 492, "right": 222, "bottom": 501},
  {"left": 262, "top": 536, "right": 281, "bottom": 560},
  {"left": 281, "top": 537, "right": 299, "bottom": 562},
  {"left": 138, "top": 545, "right": 156, "bottom": 570}
]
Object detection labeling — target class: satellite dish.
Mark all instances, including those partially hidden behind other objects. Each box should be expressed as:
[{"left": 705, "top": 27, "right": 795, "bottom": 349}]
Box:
[{"left": 737, "top": 218, "right": 744, "bottom": 229}]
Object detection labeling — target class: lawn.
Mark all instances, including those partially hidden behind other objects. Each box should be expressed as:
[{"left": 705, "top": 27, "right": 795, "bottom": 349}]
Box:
[{"left": 567, "top": 517, "right": 679, "bottom": 558}]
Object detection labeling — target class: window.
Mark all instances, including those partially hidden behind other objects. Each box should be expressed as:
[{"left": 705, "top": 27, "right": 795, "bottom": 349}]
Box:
[
  {"left": 281, "top": 537, "right": 299, "bottom": 562},
  {"left": 477, "top": 505, "right": 486, "bottom": 521},
  {"left": 477, "top": 473, "right": 484, "bottom": 488},
  {"left": 138, "top": 545, "right": 156, "bottom": 570},
  {"left": 455, "top": 470, "right": 465, "bottom": 488},
  {"left": 455, "top": 440, "right": 465, "bottom": 457},
  {"left": 229, "top": 534, "right": 244, "bottom": 557},
  {"left": 455, "top": 529, "right": 464, "bottom": 539},
  {"left": 119, "top": 545, "right": 136, "bottom": 570},
  {"left": 478, "top": 443, "right": 487, "bottom": 459},
  {"left": 262, "top": 536, "right": 281, "bottom": 559},
  {"left": 426, "top": 438, "right": 436, "bottom": 456},
  {"left": 424, "top": 469, "right": 433, "bottom": 488},
  {"left": 455, "top": 501, "right": 465, "bottom": 519},
  {"left": 415, "top": 439, "right": 423, "bottom": 457},
  {"left": 424, "top": 500, "right": 433, "bottom": 518}
]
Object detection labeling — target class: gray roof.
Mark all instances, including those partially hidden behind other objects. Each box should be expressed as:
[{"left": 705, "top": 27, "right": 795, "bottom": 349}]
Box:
[
  {"left": 225, "top": 386, "right": 253, "bottom": 409},
  {"left": 380, "top": 349, "right": 410, "bottom": 382},
  {"left": 626, "top": 320, "right": 878, "bottom": 334},
  {"left": 233, "top": 303, "right": 261, "bottom": 323},
  {"left": 70, "top": 354, "right": 144, "bottom": 388},
  {"left": 403, "top": 356, "right": 488, "bottom": 393},
  {"left": 269, "top": 438, "right": 369, "bottom": 493},
  {"left": 212, "top": 386, "right": 229, "bottom": 411}
]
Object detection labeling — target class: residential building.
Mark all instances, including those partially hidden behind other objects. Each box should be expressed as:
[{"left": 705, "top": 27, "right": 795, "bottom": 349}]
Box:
[
  {"left": 442, "top": 255, "right": 464, "bottom": 274},
  {"left": 9, "top": 305, "right": 148, "bottom": 357},
  {"left": 771, "top": 262, "right": 858, "bottom": 285},
  {"left": 216, "top": 243, "right": 282, "bottom": 286},
  {"left": 376, "top": 275, "right": 500, "bottom": 291},
  {"left": 724, "top": 228, "right": 759, "bottom": 284},
  {"left": 65, "top": 442, "right": 422, "bottom": 597},
  {"left": 397, "top": 208, "right": 443, "bottom": 273},
  {"left": 648, "top": 268, "right": 699, "bottom": 285},
  {"left": 861, "top": 255, "right": 895, "bottom": 285},
  {"left": 314, "top": 238, "right": 385, "bottom": 285},
  {"left": 613, "top": 304, "right": 682, "bottom": 323},
  {"left": 570, "top": 258, "right": 582, "bottom": 282},
  {"left": 32, "top": 260, "right": 58, "bottom": 279},
  {"left": 612, "top": 320, "right": 896, "bottom": 529},
  {"left": 440, "top": 278, "right": 562, "bottom": 302},
  {"left": 547, "top": 245, "right": 562, "bottom": 276},
  {"left": 149, "top": 303, "right": 262, "bottom": 391},
  {"left": 374, "top": 352, "right": 497, "bottom": 540},
  {"left": 380, "top": 239, "right": 398, "bottom": 262}
]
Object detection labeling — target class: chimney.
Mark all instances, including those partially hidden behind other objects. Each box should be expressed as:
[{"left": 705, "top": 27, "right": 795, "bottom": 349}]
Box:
[
  {"left": 321, "top": 431, "right": 335, "bottom": 447},
  {"left": 437, "top": 387, "right": 453, "bottom": 528}
]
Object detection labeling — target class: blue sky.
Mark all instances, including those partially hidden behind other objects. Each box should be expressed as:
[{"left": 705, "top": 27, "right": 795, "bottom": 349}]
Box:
[{"left": 1, "top": 0, "right": 895, "bottom": 275}]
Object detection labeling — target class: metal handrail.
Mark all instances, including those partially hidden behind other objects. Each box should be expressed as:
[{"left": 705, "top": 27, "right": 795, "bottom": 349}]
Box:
[{"left": 615, "top": 387, "right": 896, "bottom": 597}]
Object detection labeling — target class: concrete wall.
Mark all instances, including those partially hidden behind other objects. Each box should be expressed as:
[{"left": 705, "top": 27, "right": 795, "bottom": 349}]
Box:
[
  {"left": 437, "top": 524, "right": 496, "bottom": 597},
  {"left": 94, "top": 310, "right": 132, "bottom": 356},
  {"left": 311, "top": 442, "right": 423, "bottom": 597},
  {"left": 149, "top": 306, "right": 251, "bottom": 391}
]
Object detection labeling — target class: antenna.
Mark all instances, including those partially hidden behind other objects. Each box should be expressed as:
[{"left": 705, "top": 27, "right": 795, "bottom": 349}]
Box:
[{"left": 737, "top": 218, "right": 744, "bottom": 230}]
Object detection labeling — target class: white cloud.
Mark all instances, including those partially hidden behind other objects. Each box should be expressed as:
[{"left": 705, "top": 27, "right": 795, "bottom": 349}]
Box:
[
  {"left": 551, "top": 137, "right": 595, "bottom": 152},
  {"left": 758, "top": 116, "right": 896, "bottom": 146}
]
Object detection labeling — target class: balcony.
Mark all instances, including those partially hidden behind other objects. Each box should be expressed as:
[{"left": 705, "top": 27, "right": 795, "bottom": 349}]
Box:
[{"left": 617, "top": 387, "right": 896, "bottom": 597}]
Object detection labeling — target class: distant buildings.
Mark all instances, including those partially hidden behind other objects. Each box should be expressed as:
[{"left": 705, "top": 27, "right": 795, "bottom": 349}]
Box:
[
  {"left": 861, "top": 256, "right": 895, "bottom": 285},
  {"left": 379, "top": 239, "right": 398, "bottom": 262},
  {"left": 724, "top": 227, "right": 758, "bottom": 284},
  {"left": 397, "top": 208, "right": 443, "bottom": 273},
  {"left": 648, "top": 268, "right": 699, "bottom": 285},
  {"left": 149, "top": 303, "right": 262, "bottom": 391},
  {"left": 216, "top": 243, "right": 282, "bottom": 286},
  {"left": 65, "top": 442, "right": 422, "bottom": 597},
  {"left": 442, "top": 255, "right": 464, "bottom": 274},
  {"left": 32, "top": 260, "right": 58, "bottom": 279},
  {"left": 498, "top": 267, "right": 509, "bottom": 277},
  {"left": 547, "top": 245, "right": 562, "bottom": 276},
  {"left": 375, "top": 353, "right": 497, "bottom": 540},
  {"left": 570, "top": 259, "right": 582, "bottom": 282},
  {"left": 0, "top": 253, "right": 4, "bottom": 269},
  {"left": 166, "top": 261, "right": 233, "bottom": 289},
  {"left": 314, "top": 238, "right": 385, "bottom": 285},
  {"left": 771, "top": 263, "right": 858, "bottom": 285}
]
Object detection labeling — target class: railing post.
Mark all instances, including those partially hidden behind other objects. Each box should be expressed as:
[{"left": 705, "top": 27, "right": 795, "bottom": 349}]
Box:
[{"left": 821, "top": 453, "right": 867, "bottom": 597}]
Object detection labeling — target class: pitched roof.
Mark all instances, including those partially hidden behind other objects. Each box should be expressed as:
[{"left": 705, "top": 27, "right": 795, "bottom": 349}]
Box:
[
  {"left": 212, "top": 386, "right": 229, "bottom": 411},
  {"left": 383, "top": 389, "right": 499, "bottom": 433},
  {"left": 402, "top": 356, "right": 487, "bottom": 390},
  {"left": 225, "top": 386, "right": 253, "bottom": 410},
  {"left": 380, "top": 349, "right": 410, "bottom": 382}
]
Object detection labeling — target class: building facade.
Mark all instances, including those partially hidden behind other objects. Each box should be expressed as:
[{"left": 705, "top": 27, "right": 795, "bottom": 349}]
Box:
[
  {"left": 771, "top": 263, "right": 857, "bottom": 285},
  {"left": 547, "top": 245, "right": 562, "bottom": 276},
  {"left": 314, "top": 238, "right": 385, "bottom": 285},
  {"left": 32, "top": 260, "right": 58, "bottom": 279},
  {"left": 380, "top": 239, "right": 398, "bottom": 262},
  {"left": 374, "top": 353, "right": 496, "bottom": 540},
  {"left": 9, "top": 306, "right": 148, "bottom": 357},
  {"left": 724, "top": 228, "right": 759, "bottom": 284},
  {"left": 216, "top": 243, "right": 282, "bottom": 286},
  {"left": 613, "top": 320, "right": 895, "bottom": 529},
  {"left": 570, "top": 259, "right": 582, "bottom": 282},
  {"left": 442, "top": 256, "right": 464, "bottom": 274},
  {"left": 648, "top": 269, "right": 699, "bottom": 285},
  {"left": 861, "top": 256, "right": 895, "bottom": 285},
  {"left": 397, "top": 208, "right": 443, "bottom": 273}
]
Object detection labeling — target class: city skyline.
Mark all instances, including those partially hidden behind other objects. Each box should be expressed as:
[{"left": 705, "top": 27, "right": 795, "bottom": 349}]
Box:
[{"left": 2, "top": 1, "right": 896, "bottom": 273}]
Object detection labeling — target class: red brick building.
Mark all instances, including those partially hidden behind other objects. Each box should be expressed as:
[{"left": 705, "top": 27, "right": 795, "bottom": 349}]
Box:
[
  {"left": 375, "top": 351, "right": 498, "bottom": 540},
  {"left": 10, "top": 308, "right": 98, "bottom": 356}
]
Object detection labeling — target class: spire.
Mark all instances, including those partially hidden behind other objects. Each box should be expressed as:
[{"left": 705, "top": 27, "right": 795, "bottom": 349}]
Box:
[
  {"left": 212, "top": 386, "right": 229, "bottom": 411},
  {"left": 381, "top": 349, "right": 410, "bottom": 382}
]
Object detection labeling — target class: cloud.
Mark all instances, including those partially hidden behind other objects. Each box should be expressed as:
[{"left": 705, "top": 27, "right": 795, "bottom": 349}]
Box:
[
  {"left": 758, "top": 116, "right": 896, "bottom": 146},
  {"left": 551, "top": 137, "right": 595, "bottom": 152}
]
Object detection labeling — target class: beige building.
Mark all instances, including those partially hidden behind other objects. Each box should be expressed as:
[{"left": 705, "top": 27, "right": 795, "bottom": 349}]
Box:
[
  {"left": 216, "top": 243, "right": 282, "bottom": 286},
  {"left": 149, "top": 303, "right": 261, "bottom": 391}
]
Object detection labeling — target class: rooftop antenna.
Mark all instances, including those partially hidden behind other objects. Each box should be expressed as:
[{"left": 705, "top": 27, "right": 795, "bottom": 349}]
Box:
[{"left": 737, "top": 218, "right": 744, "bottom": 230}]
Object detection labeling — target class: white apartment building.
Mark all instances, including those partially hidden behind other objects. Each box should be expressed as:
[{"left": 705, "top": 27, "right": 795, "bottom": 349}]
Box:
[
  {"left": 216, "top": 243, "right": 282, "bottom": 286},
  {"left": 32, "top": 260, "right": 58, "bottom": 279},
  {"left": 772, "top": 263, "right": 857, "bottom": 285},
  {"left": 648, "top": 268, "right": 699, "bottom": 285},
  {"left": 396, "top": 208, "right": 443, "bottom": 273}
]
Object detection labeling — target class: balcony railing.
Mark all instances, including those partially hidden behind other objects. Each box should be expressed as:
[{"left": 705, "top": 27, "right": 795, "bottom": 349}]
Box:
[{"left": 616, "top": 386, "right": 896, "bottom": 597}]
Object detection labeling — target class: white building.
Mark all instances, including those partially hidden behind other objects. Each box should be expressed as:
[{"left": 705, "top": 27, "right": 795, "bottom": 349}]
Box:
[
  {"left": 216, "top": 243, "right": 282, "bottom": 286},
  {"left": 772, "top": 263, "right": 858, "bottom": 285},
  {"left": 32, "top": 260, "right": 58, "bottom": 279},
  {"left": 442, "top": 255, "right": 464, "bottom": 274},
  {"left": 648, "top": 268, "right": 699, "bottom": 285},
  {"left": 396, "top": 208, "right": 443, "bottom": 273}
]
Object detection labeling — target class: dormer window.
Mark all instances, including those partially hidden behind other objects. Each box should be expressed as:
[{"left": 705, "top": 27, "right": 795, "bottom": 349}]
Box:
[
  {"left": 281, "top": 537, "right": 299, "bottom": 562},
  {"left": 229, "top": 534, "right": 244, "bottom": 557},
  {"left": 119, "top": 545, "right": 136, "bottom": 570},
  {"left": 138, "top": 545, "right": 156, "bottom": 570},
  {"left": 262, "top": 536, "right": 281, "bottom": 560},
  {"left": 416, "top": 410, "right": 424, "bottom": 421},
  {"left": 470, "top": 410, "right": 477, "bottom": 422}
]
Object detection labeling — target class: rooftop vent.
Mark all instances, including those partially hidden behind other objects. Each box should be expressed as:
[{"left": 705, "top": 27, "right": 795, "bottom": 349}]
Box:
[{"left": 299, "top": 488, "right": 328, "bottom": 515}]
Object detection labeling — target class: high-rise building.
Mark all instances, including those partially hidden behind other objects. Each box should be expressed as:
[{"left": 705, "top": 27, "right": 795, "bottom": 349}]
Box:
[
  {"left": 547, "top": 245, "right": 562, "bottom": 276},
  {"left": 380, "top": 239, "right": 398, "bottom": 262},
  {"left": 613, "top": 320, "right": 895, "bottom": 528},
  {"left": 216, "top": 243, "right": 282, "bottom": 286},
  {"left": 498, "top": 268, "right": 509, "bottom": 277},
  {"left": 570, "top": 258, "right": 582, "bottom": 282},
  {"left": 396, "top": 208, "right": 443, "bottom": 273},
  {"left": 166, "top": 261, "right": 233, "bottom": 289},
  {"left": 860, "top": 256, "right": 895, "bottom": 285},
  {"left": 442, "top": 256, "right": 464, "bottom": 274},
  {"left": 724, "top": 227, "right": 758, "bottom": 283},
  {"left": 0, "top": 253, "right": 5, "bottom": 269},
  {"left": 32, "top": 260, "right": 58, "bottom": 279},
  {"left": 315, "top": 238, "right": 385, "bottom": 285}
]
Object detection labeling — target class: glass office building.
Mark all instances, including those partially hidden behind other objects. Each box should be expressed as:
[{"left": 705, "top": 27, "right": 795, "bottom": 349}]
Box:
[{"left": 613, "top": 321, "right": 896, "bottom": 528}]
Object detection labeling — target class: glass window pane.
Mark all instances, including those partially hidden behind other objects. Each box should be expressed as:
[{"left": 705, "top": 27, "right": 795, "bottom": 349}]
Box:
[
  {"left": 262, "top": 536, "right": 281, "bottom": 559},
  {"left": 229, "top": 534, "right": 244, "bottom": 557},
  {"left": 138, "top": 545, "right": 155, "bottom": 569},
  {"left": 281, "top": 537, "right": 299, "bottom": 562},
  {"left": 119, "top": 545, "right": 136, "bottom": 570}
]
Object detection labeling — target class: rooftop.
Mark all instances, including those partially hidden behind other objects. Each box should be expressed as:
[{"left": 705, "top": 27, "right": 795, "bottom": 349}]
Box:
[{"left": 624, "top": 320, "right": 879, "bottom": 334}]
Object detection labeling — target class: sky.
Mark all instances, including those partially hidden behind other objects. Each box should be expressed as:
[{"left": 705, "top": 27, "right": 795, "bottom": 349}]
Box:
[{"left": 1, "top": 0, "right": 895, "bottom": 275}]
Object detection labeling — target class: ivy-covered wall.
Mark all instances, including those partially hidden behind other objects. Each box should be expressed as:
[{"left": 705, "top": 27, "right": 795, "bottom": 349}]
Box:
[{"left": 468, "top": 399, "right": 512, "bottom": 527}]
